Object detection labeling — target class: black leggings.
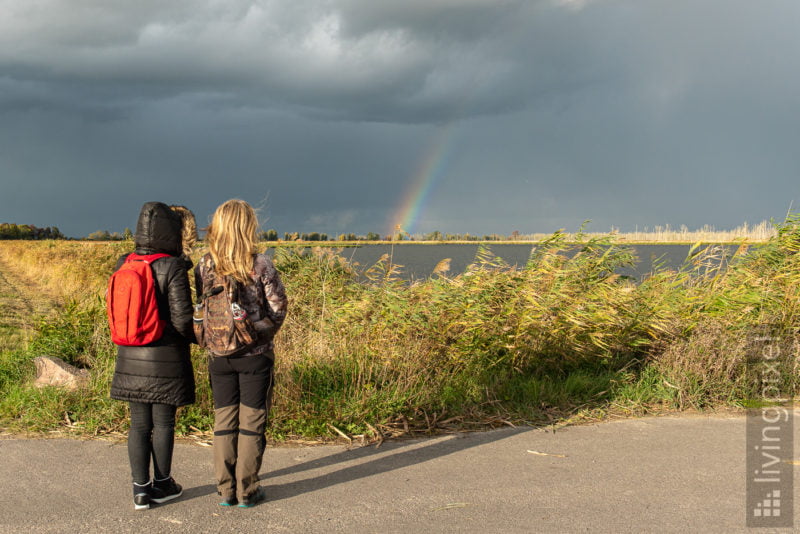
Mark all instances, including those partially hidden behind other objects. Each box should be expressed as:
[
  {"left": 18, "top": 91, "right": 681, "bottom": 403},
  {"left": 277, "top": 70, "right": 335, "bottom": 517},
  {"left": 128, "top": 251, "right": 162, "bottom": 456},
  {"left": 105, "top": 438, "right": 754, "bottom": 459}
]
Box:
[{"left": 128, "top": 402, "right": 177, "bottom": 485}]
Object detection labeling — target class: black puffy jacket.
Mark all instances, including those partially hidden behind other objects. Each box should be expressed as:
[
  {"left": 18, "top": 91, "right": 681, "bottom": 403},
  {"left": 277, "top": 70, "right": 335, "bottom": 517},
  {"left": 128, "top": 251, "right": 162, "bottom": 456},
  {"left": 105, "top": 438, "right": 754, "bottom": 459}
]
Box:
[{"left": 109, "top": 202, "right": 196, "bottom": 406}]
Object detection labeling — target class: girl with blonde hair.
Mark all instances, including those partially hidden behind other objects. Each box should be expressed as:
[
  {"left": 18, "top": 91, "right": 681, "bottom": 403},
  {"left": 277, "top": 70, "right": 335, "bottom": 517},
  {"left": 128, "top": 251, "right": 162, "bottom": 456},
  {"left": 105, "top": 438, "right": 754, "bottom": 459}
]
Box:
[{"left": 195, "top": 199, "right": 288, "bottom": 508}]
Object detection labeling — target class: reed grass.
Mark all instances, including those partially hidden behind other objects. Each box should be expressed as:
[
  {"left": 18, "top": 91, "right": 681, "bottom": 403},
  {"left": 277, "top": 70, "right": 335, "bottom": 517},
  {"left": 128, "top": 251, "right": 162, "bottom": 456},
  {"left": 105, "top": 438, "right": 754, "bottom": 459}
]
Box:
[
  {"left": 606, "top": 221, "right": 776, "bottom": 243},
  {"left": 465, "top": 221, "right": 776, "bottom": 244},
  {"left": 1, "top": 217, "right": 799, "bottom": 441}
]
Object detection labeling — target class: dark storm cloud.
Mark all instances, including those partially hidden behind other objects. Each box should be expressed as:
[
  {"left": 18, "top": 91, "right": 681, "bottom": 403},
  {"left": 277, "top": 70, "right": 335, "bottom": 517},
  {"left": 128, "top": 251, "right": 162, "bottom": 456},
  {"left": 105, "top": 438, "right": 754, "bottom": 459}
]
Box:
[
  {"left": 0, "top": 93, "right": 425, "bottom": 236},
  {"left": 0, "top": 0, "right": 553, "bottom": 123},
  {"left": 1, "top": 0, "right": 800, "bottom": 237}
]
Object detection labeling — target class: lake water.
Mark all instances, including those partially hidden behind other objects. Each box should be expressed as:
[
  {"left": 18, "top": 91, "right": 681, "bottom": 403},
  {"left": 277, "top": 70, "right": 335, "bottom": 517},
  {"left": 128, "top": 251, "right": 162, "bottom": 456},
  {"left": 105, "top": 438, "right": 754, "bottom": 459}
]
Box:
[{"left": 267, "top": 243, "right": 749, "bottom": 282}]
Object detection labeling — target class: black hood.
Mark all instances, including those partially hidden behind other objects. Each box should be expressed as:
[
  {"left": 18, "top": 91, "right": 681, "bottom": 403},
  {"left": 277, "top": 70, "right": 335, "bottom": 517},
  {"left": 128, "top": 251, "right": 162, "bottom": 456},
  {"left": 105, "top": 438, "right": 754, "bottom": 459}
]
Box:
[{"left": 133, "top": 201, "right": 181, "bottom": 255}]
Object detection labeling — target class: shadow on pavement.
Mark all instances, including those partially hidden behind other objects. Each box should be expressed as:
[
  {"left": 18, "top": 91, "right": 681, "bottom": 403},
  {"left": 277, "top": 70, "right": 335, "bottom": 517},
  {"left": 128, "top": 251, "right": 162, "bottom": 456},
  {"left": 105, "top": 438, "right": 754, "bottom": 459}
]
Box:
[
  {"left": 182, "top": 483, "right": 218, "bottom": 501},
  {"left": 264, "top": 426, "right": 534, "bottom": 502}
]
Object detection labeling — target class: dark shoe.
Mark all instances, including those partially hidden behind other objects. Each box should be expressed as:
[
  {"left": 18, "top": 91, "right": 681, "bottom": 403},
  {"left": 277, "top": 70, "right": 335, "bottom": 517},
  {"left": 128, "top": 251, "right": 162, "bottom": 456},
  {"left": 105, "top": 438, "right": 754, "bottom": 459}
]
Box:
[
  {"left": 238, "top": 487, "right": 266, "bottom": 508},
  {"left": 133, "top": 482, "right": 151, "bottom": 511},
  {"left": 219, "top": 496, "right": 238, "bottom": 507},
  {"left": 151, "top": 476, "right": 183, "bottom": 504}
]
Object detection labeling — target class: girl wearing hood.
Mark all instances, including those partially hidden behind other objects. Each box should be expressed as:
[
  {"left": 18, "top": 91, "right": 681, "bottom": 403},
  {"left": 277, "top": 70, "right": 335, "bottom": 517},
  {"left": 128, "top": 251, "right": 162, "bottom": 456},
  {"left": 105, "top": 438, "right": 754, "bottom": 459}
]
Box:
[{"left": 109, "top": 201, "right": 196, "bottom": 510}]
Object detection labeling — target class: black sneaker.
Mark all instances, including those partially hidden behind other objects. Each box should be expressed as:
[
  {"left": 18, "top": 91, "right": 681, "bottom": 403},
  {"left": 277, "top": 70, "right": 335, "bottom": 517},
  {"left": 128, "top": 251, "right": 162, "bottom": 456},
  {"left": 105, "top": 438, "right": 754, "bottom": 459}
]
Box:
[
  {"left": 133, "top": 482, "right": 151, "bottom": 511},
  {"left": 151, "top": 476, "right": 183, "bottom": 504},
  {"left": 238, "top": 487, "right": 266, "bottom": 508}
]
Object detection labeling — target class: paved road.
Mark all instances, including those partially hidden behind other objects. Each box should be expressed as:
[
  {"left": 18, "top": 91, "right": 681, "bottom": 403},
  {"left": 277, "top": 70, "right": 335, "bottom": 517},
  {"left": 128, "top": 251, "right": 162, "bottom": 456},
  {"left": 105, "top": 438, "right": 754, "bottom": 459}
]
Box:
[{"left": 1, "top": 413, "right": 796, "bottom": 533}]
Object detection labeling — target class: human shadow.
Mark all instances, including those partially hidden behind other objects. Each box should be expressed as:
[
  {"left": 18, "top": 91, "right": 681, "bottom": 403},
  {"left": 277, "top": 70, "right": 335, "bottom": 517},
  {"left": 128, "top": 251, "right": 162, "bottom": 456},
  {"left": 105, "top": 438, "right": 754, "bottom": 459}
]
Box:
[
  {"left": 181, "top": 483, "right": 218, "bottom": 501},
  {"left": 179, "top": 437, "right": 427, "bottom": 504},
  {"left": 266, "top": 433, "right": 438, "bottom": 479},
  {"left": 263, "top": 426, "right": 534, "bottom": 502}
]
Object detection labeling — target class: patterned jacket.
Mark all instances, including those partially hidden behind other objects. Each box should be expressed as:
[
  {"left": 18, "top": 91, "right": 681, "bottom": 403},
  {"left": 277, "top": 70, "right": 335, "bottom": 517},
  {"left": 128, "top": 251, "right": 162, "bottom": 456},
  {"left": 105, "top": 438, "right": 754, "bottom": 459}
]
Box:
[{"left": 194, "top": 252, "right": 288, "bottom": 354}]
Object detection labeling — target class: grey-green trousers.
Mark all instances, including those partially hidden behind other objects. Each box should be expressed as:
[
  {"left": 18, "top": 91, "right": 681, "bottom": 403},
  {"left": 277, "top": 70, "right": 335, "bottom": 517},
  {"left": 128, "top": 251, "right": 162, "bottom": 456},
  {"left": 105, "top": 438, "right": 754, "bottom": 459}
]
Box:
[{"left": 209, "top": 353, "right": 274, "bottom": 502}]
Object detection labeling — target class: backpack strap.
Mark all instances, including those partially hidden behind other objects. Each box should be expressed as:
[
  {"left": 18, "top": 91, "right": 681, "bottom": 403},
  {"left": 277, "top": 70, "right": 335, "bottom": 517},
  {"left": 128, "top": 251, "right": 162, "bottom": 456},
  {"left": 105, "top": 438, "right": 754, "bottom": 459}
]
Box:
[
  {"left": 227, "top": 274, "right": 240, "bottom": 304},
  {"left": 201, "top": 253, "right": 223, "bottom": 292},
  {"left": 203, "top": 253, "right": 256, "bottom": 309},
  {"left": 127, "top": 253, "right": 171, "bottom": 264}
]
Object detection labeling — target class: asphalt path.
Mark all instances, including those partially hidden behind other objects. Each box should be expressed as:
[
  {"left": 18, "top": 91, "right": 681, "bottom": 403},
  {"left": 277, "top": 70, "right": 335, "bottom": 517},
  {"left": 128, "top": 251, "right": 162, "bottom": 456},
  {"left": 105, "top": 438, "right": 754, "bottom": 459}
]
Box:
[{"left": 1, "top": 413, "right": 796, "bottom": 533}]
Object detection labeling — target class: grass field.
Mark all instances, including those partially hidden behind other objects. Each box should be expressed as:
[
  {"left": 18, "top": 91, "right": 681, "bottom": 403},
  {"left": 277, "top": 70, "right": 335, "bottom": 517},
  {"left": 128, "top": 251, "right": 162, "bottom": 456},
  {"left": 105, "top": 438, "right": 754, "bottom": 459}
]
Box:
[{"left": 0, "top": 218, "right": 797, "bottom": 442}]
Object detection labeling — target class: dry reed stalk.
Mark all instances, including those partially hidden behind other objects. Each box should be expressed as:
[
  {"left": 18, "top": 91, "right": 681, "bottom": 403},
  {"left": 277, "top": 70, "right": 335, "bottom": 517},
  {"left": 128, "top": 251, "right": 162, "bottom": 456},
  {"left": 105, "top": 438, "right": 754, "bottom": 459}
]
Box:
[{"left": 508, "top": 221, "right": 776, "bottom": 243}]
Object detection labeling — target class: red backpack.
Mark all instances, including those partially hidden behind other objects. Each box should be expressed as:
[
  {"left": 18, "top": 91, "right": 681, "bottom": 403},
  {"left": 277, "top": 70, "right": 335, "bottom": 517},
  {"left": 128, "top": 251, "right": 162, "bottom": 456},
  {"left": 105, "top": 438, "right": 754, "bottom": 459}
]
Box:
[{"left": 106, "top": 253, "right": 170, "bottom": 346}]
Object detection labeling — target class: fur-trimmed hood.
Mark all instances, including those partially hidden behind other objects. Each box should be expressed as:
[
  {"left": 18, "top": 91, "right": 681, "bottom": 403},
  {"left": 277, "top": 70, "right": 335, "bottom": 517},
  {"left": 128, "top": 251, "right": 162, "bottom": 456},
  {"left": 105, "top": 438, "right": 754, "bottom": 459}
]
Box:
[{"left": 169, "top": 205, "right": 197, "bottom": 258}]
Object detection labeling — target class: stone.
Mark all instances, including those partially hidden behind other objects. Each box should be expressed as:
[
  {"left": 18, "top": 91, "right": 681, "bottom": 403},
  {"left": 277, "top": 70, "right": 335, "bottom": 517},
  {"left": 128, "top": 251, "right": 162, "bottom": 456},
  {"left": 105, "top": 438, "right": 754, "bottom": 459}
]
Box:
[{"left": 33, "top": 356, "right": 89, "bottom": 391}]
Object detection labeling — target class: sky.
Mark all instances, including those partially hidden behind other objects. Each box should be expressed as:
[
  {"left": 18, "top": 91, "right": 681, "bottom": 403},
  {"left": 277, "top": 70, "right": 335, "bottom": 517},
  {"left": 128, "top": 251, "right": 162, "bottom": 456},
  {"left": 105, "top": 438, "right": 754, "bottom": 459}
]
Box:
[{"left": 1, "top": 0, "right": 799, "bottom": 238}]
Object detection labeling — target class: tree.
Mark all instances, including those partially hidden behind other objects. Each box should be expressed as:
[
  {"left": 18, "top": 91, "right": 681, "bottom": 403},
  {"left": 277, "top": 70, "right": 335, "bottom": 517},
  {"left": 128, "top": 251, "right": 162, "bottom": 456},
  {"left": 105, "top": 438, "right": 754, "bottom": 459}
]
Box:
[
  {"left": 87, "top": 230, "right": 112, "bottom": 241},
  {"left": 259, "top": 229, "right": 279, "bottom": 241},
  {"left": 0, "top": 223, "right": 67, "bottom": 240},
  {"left": 17, "top": 225, "right": 34, "bottom": 239}
]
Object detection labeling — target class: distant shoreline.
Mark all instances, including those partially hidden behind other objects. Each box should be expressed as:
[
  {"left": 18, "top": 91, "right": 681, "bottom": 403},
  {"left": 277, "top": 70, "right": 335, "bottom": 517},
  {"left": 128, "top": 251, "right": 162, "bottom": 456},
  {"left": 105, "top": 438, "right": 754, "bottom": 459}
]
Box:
[
  {"left": 62, "top": 237, "right": 770, "bottom": 247},
  {"left": 262, "top": 238, "right": 768, "bottom": 246}
]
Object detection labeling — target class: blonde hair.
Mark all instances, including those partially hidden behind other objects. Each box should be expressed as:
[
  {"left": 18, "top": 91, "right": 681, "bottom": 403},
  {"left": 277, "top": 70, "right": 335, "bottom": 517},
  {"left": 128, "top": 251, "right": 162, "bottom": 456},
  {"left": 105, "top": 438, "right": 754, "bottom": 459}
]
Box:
[
  {"left": 206, "top": 199, "right": 258, "bottom": 285},
  {"left": 169, "top": 205, "right": 197, "bottom": 258}
]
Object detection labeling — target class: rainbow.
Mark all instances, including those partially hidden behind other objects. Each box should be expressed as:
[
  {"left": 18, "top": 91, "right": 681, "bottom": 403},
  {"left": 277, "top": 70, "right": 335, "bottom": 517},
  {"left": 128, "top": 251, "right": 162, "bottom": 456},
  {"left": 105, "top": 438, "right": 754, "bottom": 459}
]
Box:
[{"left": 390, "top": 122, "right": 459, "bottom": 237}]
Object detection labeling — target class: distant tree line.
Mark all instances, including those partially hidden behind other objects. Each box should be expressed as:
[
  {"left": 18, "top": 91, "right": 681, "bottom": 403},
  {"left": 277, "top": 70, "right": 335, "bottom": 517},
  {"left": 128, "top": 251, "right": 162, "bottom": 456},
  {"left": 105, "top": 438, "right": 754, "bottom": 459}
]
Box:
[
  {"left": 335, "top": 232, "right": 382, "bottom": 242},
  {"left": 255, "top": 229, "right": 530, "bottom": 242},
  {"left": 258, "top": 230, "right": 383, "bottom": 242},
  {"left": 0, "top": 223, "right": 65, "bottom": 240},
  {"left": 283, "top": 232, "right": 330, "bottom": 242},
  {"left": 412, "top": 231, "right": 529, "bottom": 241},
  {"left": 70, "top": 227, "right": 530, "bottom": 243}
]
